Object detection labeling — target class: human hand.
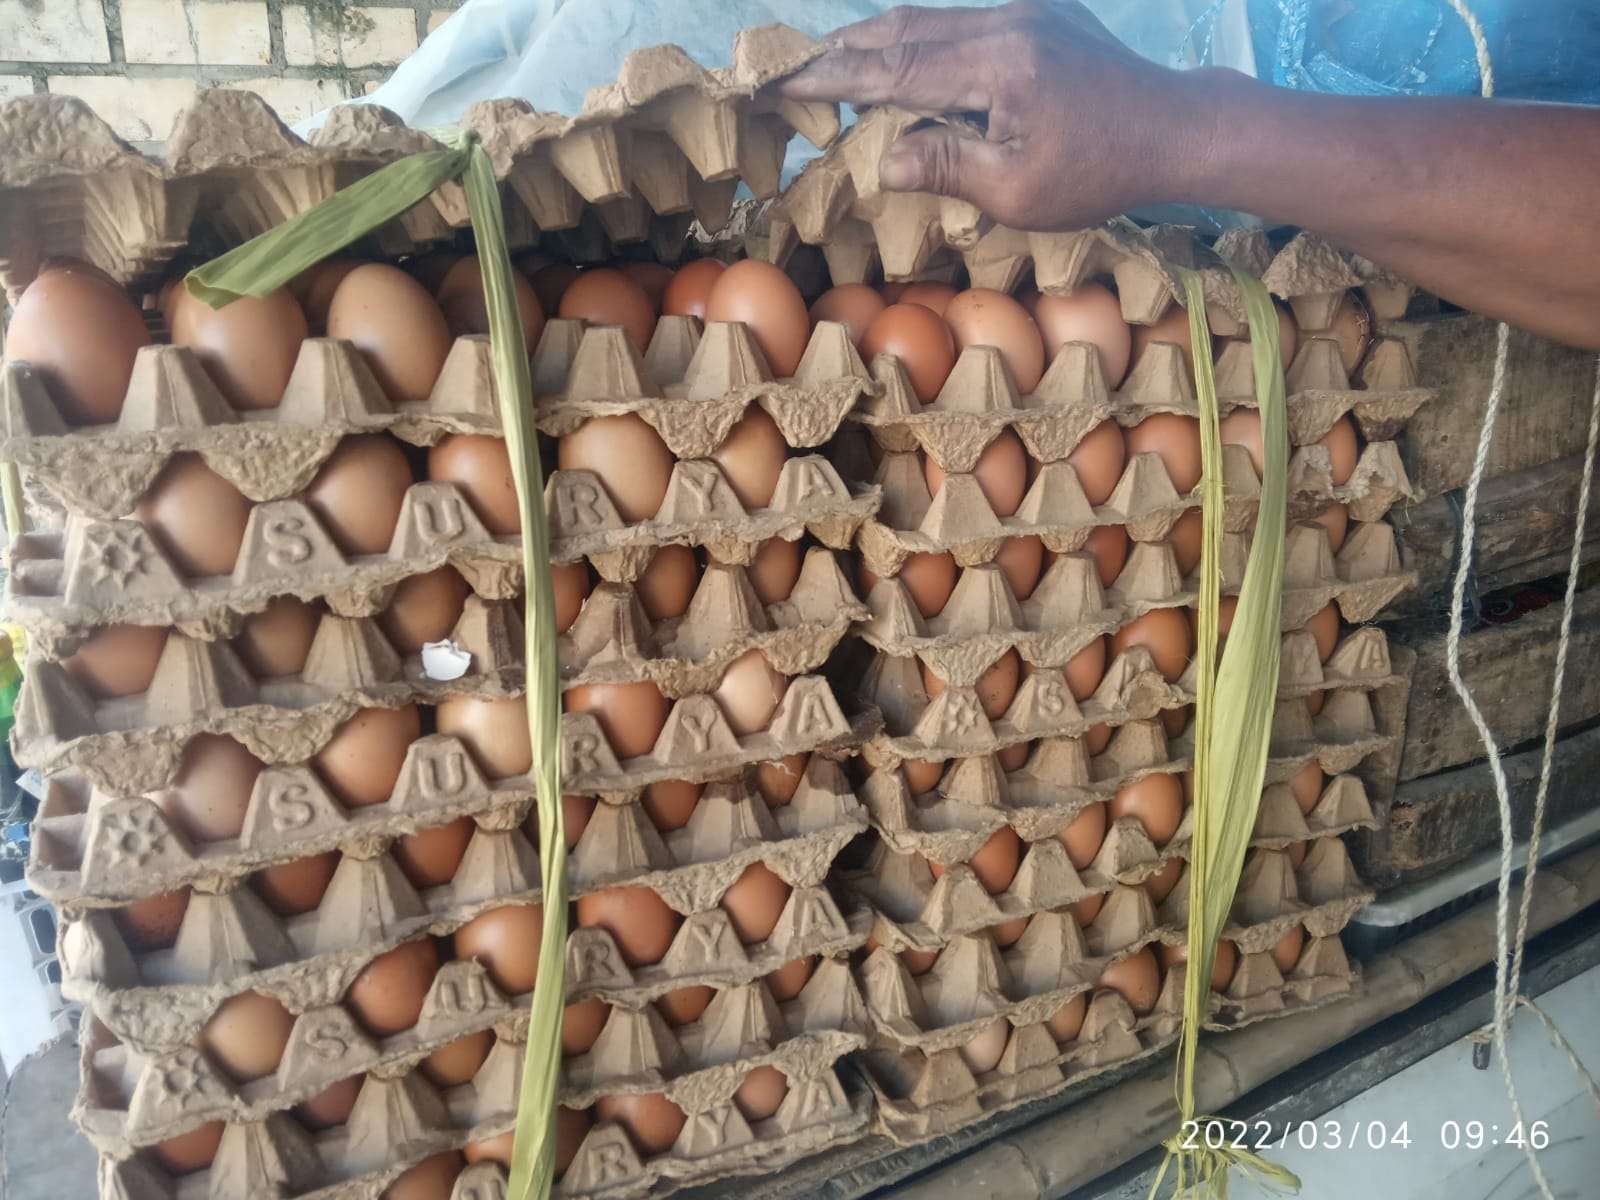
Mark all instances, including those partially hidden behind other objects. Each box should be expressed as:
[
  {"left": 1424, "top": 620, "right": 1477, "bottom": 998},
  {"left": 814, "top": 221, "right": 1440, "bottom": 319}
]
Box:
[{"left": 779, "top": 1, "right": 1221, "bottom": 231}]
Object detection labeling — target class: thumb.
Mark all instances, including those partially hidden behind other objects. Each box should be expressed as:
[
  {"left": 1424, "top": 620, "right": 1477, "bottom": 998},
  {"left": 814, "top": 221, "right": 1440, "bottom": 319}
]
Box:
[{"left": 878, "top": 127, "right": 1012, "bottom": 210}]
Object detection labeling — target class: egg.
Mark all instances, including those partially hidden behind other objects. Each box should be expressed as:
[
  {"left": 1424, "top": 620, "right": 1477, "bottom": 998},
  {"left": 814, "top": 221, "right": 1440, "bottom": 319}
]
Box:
[
  {"left": 712, "top": 650, "right": 787, "bottom": 735},
  {"left": 1058, "top": 801, "right": 1107, "bottom": 869},
  {"left": 596, "top": 1091, "right": 687, "bottom": 1156},
  {"left": 437, "top": 695, "right": 531, "bottom": 778},
  {"left": 747, "top": 537, "right": 804, "bottom": 605},
  {"left": 393, "top": 816, "right": 474, "bottom": 888},
  {"left": 1126, "top": 413, "right": 1203, "bottom": 493},
  {"left": 313, "top": 705, "right": 421, "bottom": 807},
  {"left": 1169, "top": 508, "right": 1203, "bottom": 575},
  {"left": 235, "top": 595, "right": 320, "bottom": 677},
  {"left": 553, "top": 561, "right": 592, "bottom": 632},
  {"left": 859, "top": 303, "right": 957, "bottom": 403},
  {"left": 897, "top": 281, "right": 958, "bottom": 316},
  {"left": 527, "top": 262, "right": 582, "bottom": 316},
  {"left": 994, "top": 536, "right": 1044, "bottom": 599},
  {"left": 557, "top": 414, "right": 676, "bottom": 522},
  {"left": 379, "top": 567, "right": 470, "bottom": 653},
  {"left": 920, "top": 647, "right": 1021, "bottom": 720},
  {"left": 453, "top": 903, "right": 543, "bottom": 993},
  {"left": 1098, "top": 946, "right": 1162, "bottom": 1014},
  {"left": 563, "top": 998, "right": 611, "bottom": 1056},
  {"left": 1110, "top": 772, "right": 1185, "bottom": 845},
  {"left": 306, "top": 435, "right": 413, "bottom": 556},
  {"left": 1306, "top": 602, "right": 1341, "bottom": 661},
  {"left": 293, "top": 258, "right": 364, "bottom": 334},
  {"left": 427, "top": 434, "right": 520, "bottom": 535},
  {"left": 199, "top": 990, "right": 294, "bottom": 1081},
  {"left": 557, "top": 793, "right": 596, "bottom": 849},
  {"left": 563, "top": 680, "right": 670, "bottom": 758},
  {"left": 1085, "top": 724, "right": 1112, "bottom": 756},
  {"left": 633, "top": 545, "right": 698, "bottom": 621},
  {"left": 575, "top": 885, "right": 680, "bottom": 966},
  {"left": 294, "top": 1074, "right": 364, "bottom": 1129},
  {"left": 704, "top": 260, "right": 811, "bottom": 376},
  {"left": 1157, "top": 938, "right": 1238, "bottom": 991},
  {"left": 809, "top": 283, "right": 886, "bottom": 345},
  {"left": 559, "top": 267, "right": 657, "bottom": 356},
  {"left": 155, "top": 733, "right": 263, "bottom": 842},
  {"left": 554, "top": 1107, "right": 593, "bottom": 1176},
  {"left": 1272, "top": 924, "right": 1306, "bottom": 973},
  {"left": 953, "top": 825, "right": 1021, "bottom": 893},
  {"left": 943, "top": 288, "right": 1045, "bottom": 392},
  {"left": 1326, "top": 292, "right": 1374, "bottom": 373},
  {"left": 1064, "top": 635, "right": 1108, "bottom": 701},
  {"left": 63, "top": 624, "right": 168, "bottom": 698},
  {"left": 150, "top": 1121, "right": 224, "bottom": 1175},
  {"left": 1287, "top": 839, "right": 1310, "bottom": 868},
  {"left": 252, "top": 851, "right": 338, "bottom": 915},
  {"left": 958, "top": 1016, "right": 1011, "bottom": 1074},
  {"left": 923, "top": 430, "right": 1028, "bottom": 517},
  {"left": 900, "top": 757, "right": 947, "bottom": 793},
  {"left": 643, "top": 779, "right": 702, "bottom": 830},
  {"left": 1305, "top": 690, "right": 1326, "bottom": 718},
  {"left": 661, "top": 258, "right": 726, "bottom": 319},
  {"left": 657, "top": 985, "right": 714, "bottom": 1026},
  {"left": 1068, "top": 891, "right": 1105, "bottom": 926},
  {"left": 1219, "top": 408, "right": 1273, "bottom": 478},
  {"left": 1311, "top": 504, "right": 1350, "bottom": 553},
  {"left": 1163, "top": 704, "right": 1192, "bottom": 738},
  {"left": 1289, "top": 761, "right": 1324, "bottom": 815},
  {"left": 1319, "top": 414, "right": 1360, "bottom": 485},
  {"left": 721, "top": 862, "right": 790, "bottom": 944},
  {"left": 1143, "top": 856, "right": 1185, "bottom": 904},
  {"left": 1030, "top": 283, "right": 1133, "bottom": 386},
  {"left": 3, "top": 260, "right": 151, "bottom": 424},
  {"left": 859, "top": 551, "right": 957, "bottom": 617},
  {"left": 435, "top": 256, "right": 546, "bottom": 347},
  {"left": 112, "top": 887, "right": 191, "bottom": 951},
  {"left": 406, "top": 253, "right": 463, "bottom": 293},
  {"left": 168, "top": 285, "right": 308, "bottom": 410},
  {"left": 1129, "top": 304, "right": 1194, "bottom": 374},
  {"left": 135, "top": 453, "right": 253, "bottom": 577},
  {"left": 1045, "top": 992, "right": 1088, "bottom": 1042},
  {"left": 347, "top": 938, "right": 438, "bottom": 1035},
  {"left": 1235, "top": 302, "right": 1300, "bottom": 366},
  {"left": 766, "top": 955, "right": 817, "bottom": 999},
  {"left": 712, "top": 409, "right": 788, "bottom": 510},
  {"left": 382, "top": 1150, "right": 464, "bottom": 1200},
  {"left": 1083, "top": 523, "right": 1130, "bottom": 588},
  {"left": 620, "top": 261, "right": 675, "bottom": 309},
  {"left": 996, "top": 740, "right": 1031, "bottom": 773},
  {"left": 734, "top": 1065, "right": 790, "bottom": 1121},
  {"left": 1065, "top": 418, "right": 1128, "bottom": 505},
  {"left": 1111, "top": 608, "right": 1192, "bottom": 681},
  {"left": 327, "top": 264, "right": 453, "bottom": 404}
]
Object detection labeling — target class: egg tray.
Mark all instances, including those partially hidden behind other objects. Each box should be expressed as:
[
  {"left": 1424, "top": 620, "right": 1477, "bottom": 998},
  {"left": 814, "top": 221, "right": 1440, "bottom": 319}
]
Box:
[
  {"left": 1200, "top": 937, "right": 1365, "bottom": 1031},
  {"left": 14, "top": 550, "right": 865, "bottom": 782}
]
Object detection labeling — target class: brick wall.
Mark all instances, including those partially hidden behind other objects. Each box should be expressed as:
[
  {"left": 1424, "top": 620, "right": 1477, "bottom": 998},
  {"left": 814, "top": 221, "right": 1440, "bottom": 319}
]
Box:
[{"left": 0, "top": 0, "right": 461, "bottom": 147}]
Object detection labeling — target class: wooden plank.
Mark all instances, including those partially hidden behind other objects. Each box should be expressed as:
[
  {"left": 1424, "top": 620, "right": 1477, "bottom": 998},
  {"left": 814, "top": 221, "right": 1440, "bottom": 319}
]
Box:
[
  {"left": 1386, "top": 315, "right": 1598, "bottom": 498},
  {"left": 1386, "top": 452, "right": 1600, "bottom": 618}
]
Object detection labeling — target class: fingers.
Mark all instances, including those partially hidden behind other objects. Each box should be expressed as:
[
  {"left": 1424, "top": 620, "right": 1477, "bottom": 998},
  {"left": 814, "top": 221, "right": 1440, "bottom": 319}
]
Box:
[
  {"left": 778, "top": 40, "right": 994, "bottom": 111},
  {"left": 833, "top": 4, "right": 1012, "bottom": 50},
  {"left": 878, "top": 126, "right": 1015, "bottom": 209}
]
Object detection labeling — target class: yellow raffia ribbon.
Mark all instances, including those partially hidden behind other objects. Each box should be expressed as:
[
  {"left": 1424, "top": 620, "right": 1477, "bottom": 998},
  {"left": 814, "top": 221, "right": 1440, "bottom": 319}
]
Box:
[
  {"left": 187, "top": 134, "right": 567, "bottom": 1200},
  {"left": 1147, "top": 267, "right": 1297, "bottom": 1199}
]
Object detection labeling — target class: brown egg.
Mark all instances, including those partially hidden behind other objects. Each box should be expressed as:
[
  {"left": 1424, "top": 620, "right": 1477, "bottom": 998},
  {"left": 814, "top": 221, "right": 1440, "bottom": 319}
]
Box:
[
  {"left": 924, "top": 430, "right": 1028, "bottom": 518},
  {"left": 704, "top": 259, "right": 811, "bottom": 377},
  {"left": 1286, "top": 839, "right": 1310, "bottom": 868},
  {"left": 4, "top": 261, "right": 151, "bottom": 424},
  {"left": 563, "top": 997, "right": 610, "bottom": 1056},
  {"left": 294, "top": 258, "right": 364, "bottom": 334},
  {"left": 63, "top": 624, "right": 168, "bottom": 698},
  {"left": 528, "top": 262, "right": 582, "bottom": 316},
  {"left": 551, "top": 793, "right": 597, "bottom": 850},
  {"left": 1319, "top": 414, "right": 1360, "bottom": 485},
  {"left": 1169, "top": 508, "right": 1203, "bottom": 575},
  {"left": 427, "top": 434, "right": 520, "bottom": 535},
  {"left": 437, "top": 695, "right": 531, "bottom": 778},
  {"left": 619, "top": 261, "right": 674, "bottom": 309},
  {"left": 558, "top": 413, "right": 676, "bottom": 522},
  {"left": 553, "top": 560, "right": 592, "bottom": 632},
  {"left": 155, "top": 733, "right": 263, "bottom": 842},
  {"left": 766, "top": 955, "right": 817, "bottom": 999},
  {"left": 809, "top": 283, "right": 886, "bottom": 345},
  {"left": 199, "top": 990, "right": 294, "bottom": 1081},
  {"left": 1305, "top": 690, "right": 1326, "bottom": 719},
  {"left": 305, "top": 435, "right": 413, "bottom": 556},
  {"left": 559, "top": 267, "right": 657, "bottom": 356},
  {"left": 435, "top": 256, "right": 546, "bottom": 347},
  {"left": 1085, "top": 724, "right": 1112, "bottom": 756},
  {"left": 406, "top": 253, "right": 463, "bottom": 294},
  {"left": 596, "top": 1091, "right": 686, "bottom": 1156},
  {"left": 454, "top": 903, "right": 543, "bottom": 993},
  {"left": 383, "top": 1150, "right": 464, "bottom": 1200},
  {"left": 1065, "top": 635, "right": 1108, "bottom": 701},
  {"left": 169, "top": 285, "right": 308, "bottom": 410},
  {"left": 575, "top": 886, "right": 679, "bottom": 967},
  {"left": 921, "top": 648, "right": 1020, "bottom": 721},
  {"left": 135, "top": 453, "right": 253, "bottom": 577},
  {"left": 313, "top": 705, "right": 421, "bottom": 807},
  {"left": 1058, "top": 801, "right": 1107, "bottom": 869},
  {"left": 661, "top": 258, "right": 725, "bottom": 319},
  {"left": 393, "top": 816, "right": 474, "bottom": 888},
  {"left": 1272, "top": 924, "right": 1306, "bottom": 973},
  {"left": 150, "top": 1121, "right": 224, "bottom": 1175},
  {"left": 900, "top": 757, "right": 947, "bottom": 794},
  {"left": 898, "top": 281, "right": 959, "bottom": 315},
  {"left": 1129, "top": 304, "right": 1194, "bottom": 374},
  {"left": 635, "top": 545, "right": 698, "bottom": 621},
  {"left": 712, "top": 409, "right": 788, "bottom": 511},
  {"left": 1289, "top": 761, "right": 1324, "bottom": 815},
  {"left": 991, "top": 915, "right": 1028, "bottom": 946},
  {"left": 113, "top": 887, "right": 191, "bottom": 951},
  {"left": 927, "top": 825, "right": 1021, "bottom": 895},
  {"left": 657, "top": 985, "right": 714, "bottom": 1026},
  {"left": 1143, "top": 856, "right": 1184, "bottom": 904},
  {"left": 1306, "top": 603, "right": 1341, "bottom": 662},
  {"left": 748, "top": 537, "right": 804, "bottom": 605},
  {"left": 1046, "top": 992, "right": 1088, "bottom": 1042},
  {"left": 1066, "top": 418, "right": 1128, "bottom": 506},
  {"left": 1218, "top": 407, "right": 1273, "bottom": 478},
  {"left": 1098, "top": 946, "right": 1161, "bottom": 1014},
  {"left": 563, "top": 680, "right": 670, "bottom": 758},
  {"left": 1162, "top": 704, "right": 1192, "bottom": 738},
  {"left": 734, "top": 1065, "right": 790, "bottom": 1121},
  {"left": 721, "top": 862, "right": 790, "bottom": 944},
  {"left": 996, "top": 740, "right": 1031, "bottom": 772},
  {"left": 1110, "top": 773, "right": 1184, "bottom": 846},
  {"left": 859, "top": 551, "right": 958, "bottom": 617},
  {"left": 1157, "top": 938, "right": 1239, "bottom": 991},
  {"left": 643, "top": 779, "right": 702, "bottom": 831},
  {"left": 380, "top": 567, "right": 470, "bottom": 653},
  {"left": 235, "top": 596, "right": 320, "bottom": 677},
  {"left": 994, "top": 535, "right": 1044, "bottom": 599},
  {"left": 713, "top": 650, "right": 787, "bottom": 736},
  {"left": 1311, "top": 504, "right": 1350, "bottom": 553},
  {"left": 958, "top": 1016, "right": 1011, "bottom": 1074},
  {"left": 1031, "top": 283, "right": 1133, "bottom": 385},
  {"left": 944, "top": 288, "right": 1045, "bottom": 392},
  {"left": 859, "top": 303, "right": 958, "bottom": 404},
  {"left": 1068, "top": 890, "right": 1105, "bottom": 926},
  {"left": 1126, "top": 413, "right": 1203, "bottom": 493},
  {"left": 347, "top": 938, "right": 438, "bottom": 1035},
  {"left": 1327, "top": 292, "right": 1373, "bottom": 374},
  {"left": 1111, "top": 608, "right": 1192, "bottom": 682},
  {"left": 1235, "top": 302, "right": 1300, "bottom": 367},
  {"left": 327, "top": 264, "right": 452, "bottom": 404},
  {"left": 252, "top": 851, "right": 338, "bottom": 916},
  {"left": 294, "top": 1074, "right": 364, "bottom": 1129},
  {"left": 1084, "top": 523, "right": 1130, "bottom": 588},
  {"left": 553, "top": 1106, "right": 593, "bottom": 1176}
]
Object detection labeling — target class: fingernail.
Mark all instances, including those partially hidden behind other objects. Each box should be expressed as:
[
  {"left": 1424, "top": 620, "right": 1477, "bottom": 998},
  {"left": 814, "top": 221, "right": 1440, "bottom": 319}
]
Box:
[{"left": 879, "top": 149, "right": 918, "bottom": 191}]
